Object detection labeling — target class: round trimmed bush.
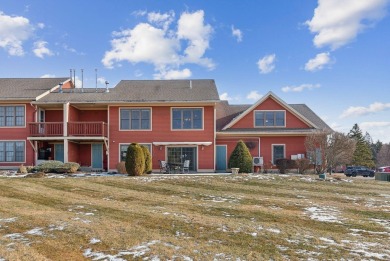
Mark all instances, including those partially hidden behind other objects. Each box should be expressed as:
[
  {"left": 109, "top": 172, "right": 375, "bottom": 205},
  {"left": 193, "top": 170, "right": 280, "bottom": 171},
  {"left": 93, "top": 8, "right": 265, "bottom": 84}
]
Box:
[{"left": 125, "top": 143, "right": 145, "bottom": 176}]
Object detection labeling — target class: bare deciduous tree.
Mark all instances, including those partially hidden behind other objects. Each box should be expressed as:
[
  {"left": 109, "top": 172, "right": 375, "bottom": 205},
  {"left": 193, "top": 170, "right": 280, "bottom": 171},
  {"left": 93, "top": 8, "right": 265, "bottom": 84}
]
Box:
[
  {"left": 305, "top": 131, "right": 328, "bottom": 174},
  {"left": 326, "top": 132, "right": 356, "bottom": 174}
]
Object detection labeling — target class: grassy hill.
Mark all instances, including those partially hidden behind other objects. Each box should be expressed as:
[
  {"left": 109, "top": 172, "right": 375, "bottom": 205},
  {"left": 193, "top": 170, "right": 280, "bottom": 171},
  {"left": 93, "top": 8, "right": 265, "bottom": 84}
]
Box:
[{"left": 0, "top": 174, "right": 389, "bottom": 260}]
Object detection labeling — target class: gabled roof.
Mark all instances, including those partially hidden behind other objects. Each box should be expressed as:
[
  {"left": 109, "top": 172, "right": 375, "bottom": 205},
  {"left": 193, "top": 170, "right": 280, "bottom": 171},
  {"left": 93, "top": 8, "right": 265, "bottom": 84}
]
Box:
[
  {"left": 37, "top": 79, "right": 220, "bottom": 104},
  {"left": 0, "top": 78, "right": 68, "bottom": 100},
  {"left": 219, "top": 91, "right": 331, "bottom": 131}
]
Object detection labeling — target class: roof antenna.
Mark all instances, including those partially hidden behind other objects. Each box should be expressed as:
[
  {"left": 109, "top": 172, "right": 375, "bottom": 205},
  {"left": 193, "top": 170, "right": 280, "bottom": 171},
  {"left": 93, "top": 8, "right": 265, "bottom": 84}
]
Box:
[
  {"left": 81, "top": 69, "right": 84, "bottom": 93},
  {"left": 95, "top": 68, "right": 97, "bottom": 92},
  {"left": 73, "top": 69, "right": 76, "bottom": 90},
  {"left": 105, "top": 81, "right": 109, "bottom": 93}
]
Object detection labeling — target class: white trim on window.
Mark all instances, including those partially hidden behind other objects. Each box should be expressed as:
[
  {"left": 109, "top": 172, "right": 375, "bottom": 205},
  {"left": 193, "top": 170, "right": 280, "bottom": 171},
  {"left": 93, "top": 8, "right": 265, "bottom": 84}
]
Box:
[
  {"left": 0, "top": 140, "right": 26, "bottom": 163},
  {"left": 118, "top": 107, "right": 152, "bottom": 131},
  {"left": 170, "top": 107, "right": 204, "bottom": 131},
  {"left": 271, "top": 144, "right": 285, "bottom": 165},
  {"left": 254, "top": 110, "right": 286, "bottom": 128},
  {"left": 0, "top": 104, "right": 26, "bottom": 128}
]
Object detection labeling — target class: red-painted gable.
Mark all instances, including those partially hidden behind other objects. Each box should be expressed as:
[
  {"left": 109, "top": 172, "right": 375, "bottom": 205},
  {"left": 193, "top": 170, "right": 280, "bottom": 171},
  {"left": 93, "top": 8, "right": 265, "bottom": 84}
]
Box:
[{"left": 229, "top": 96, "right": 310, "bottom": 129}]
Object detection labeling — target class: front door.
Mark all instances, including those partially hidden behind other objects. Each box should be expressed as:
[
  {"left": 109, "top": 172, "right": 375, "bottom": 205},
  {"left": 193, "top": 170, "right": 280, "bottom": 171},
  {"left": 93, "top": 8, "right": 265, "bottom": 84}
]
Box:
[
  {"left": 216, "top": 145, "right": 227, "bottom": 172},
  {"left": 92, "top": 144, "right": 103, "bottom": 169},
  {"left": 54, "top": 144, "right": 64, "bottom": 162}
]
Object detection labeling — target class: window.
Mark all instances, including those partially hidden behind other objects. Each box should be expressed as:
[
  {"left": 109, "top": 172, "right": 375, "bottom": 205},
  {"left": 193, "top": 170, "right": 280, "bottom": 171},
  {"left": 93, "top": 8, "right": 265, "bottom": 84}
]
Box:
[
  {"left": 172, "top": 108, "right": 203, "bottom": 130},
  {"left": 254, "top": 111, "right": 285, "bottom": 127},
  {"left": 0, "top": 141, "right": 25, "bottom": 162},
  {"left": 272, "top": 145, "right": 285, "bottom": 164},
  {"left": 120, "top": 109, "right": 151, "bottom": 130},
  {"left": 120, "top": 144, "right": 152, "bottom": 161},
  {"left": 0, "top": 106, "right": 25, "bottom": 127}
]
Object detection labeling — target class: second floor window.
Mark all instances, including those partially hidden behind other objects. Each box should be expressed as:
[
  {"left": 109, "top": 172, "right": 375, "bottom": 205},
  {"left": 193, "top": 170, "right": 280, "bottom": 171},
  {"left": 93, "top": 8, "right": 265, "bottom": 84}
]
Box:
[
  {"left": 255, "top": 111, "right": 285, "bottom": 127},
  {"left": 120, "top": 109, "right": 151, "bottom": 130},
  {"left": 0, "top": 106, "right": 25, "bottom": 127},
  {"left": 172, "top": 108, "right": 203, "bottom": 130}
]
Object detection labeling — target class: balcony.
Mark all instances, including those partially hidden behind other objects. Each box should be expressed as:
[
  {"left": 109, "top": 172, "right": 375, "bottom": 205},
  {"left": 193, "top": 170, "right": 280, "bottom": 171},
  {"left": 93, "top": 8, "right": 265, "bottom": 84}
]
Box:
[{"left": 29, "top": 122, "right": 108, "bottom": 137}]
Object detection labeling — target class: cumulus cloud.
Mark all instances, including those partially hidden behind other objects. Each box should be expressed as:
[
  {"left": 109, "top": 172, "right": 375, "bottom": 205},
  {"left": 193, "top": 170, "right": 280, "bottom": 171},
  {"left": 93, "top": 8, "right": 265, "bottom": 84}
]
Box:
[
  {"left": 33, "top": 40, "right": 53, "bottom": 58},
  {"left": 305, "top": 52, "right": 331, "bottom": 71},
  {"left": 257, "top": 54, "right": 276, "bottom": 74},
  {"left": 306, "top": 0, "right": 389, "bottom": 50},
  {"left": 40, "top": 74, "right": 56, "bottom": 78},
  {"left": 231, "top": 25, "right": 243, "bottom": 42},
  {"left": 282, "top": 83, "right": 320, "bottom": 92},
  {"left": 220, "top": 92, "right": 233, "bottom": 101},
  {"left": 154, "top": 68, "right": 192, "bottom": 80},
  {"left": 340, "top": 102, "right": 390, "bottom": 118},
  {"left": 246, "top": 90, "right": 262, "bottom": 101},
  {"left": 102, "top": 10, "right": 214, "bottom": 79},
  {"left": 0, "top": 11, "right": 33, "bottom": 56}
]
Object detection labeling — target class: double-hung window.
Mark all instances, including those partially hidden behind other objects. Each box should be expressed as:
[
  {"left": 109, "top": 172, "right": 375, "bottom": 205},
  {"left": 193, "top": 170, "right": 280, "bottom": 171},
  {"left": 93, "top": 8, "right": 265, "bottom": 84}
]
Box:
[
  {"left": 0, "top": 106, "right": 25, "bottom": 127},
  {"left": 254, "top": 111, "right": 285, "bottom": 127},
  {"left": 172, "top": 108, "right": 203, "bottom": 130},
  {"left": 120, "top": 108, "right": 151, "bottom": 130},
  {"left": 0, "top": 141, "right": 25, "bottom": 162}
]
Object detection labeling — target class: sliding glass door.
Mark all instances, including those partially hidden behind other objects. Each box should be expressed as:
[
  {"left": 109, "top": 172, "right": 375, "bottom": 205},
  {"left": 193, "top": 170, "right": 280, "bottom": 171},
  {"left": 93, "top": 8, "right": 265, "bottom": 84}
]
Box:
[{"left": 167, "top": 147, "right": 197, "bottom": 171}]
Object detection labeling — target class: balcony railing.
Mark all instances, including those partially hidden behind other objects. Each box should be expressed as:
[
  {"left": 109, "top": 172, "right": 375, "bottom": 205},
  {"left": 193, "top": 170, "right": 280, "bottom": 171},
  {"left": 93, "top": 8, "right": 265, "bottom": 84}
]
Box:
[
  {"left": 29, "top": 122, "right": 107, "bottom": 137},
  {"left": 68, "top": 122, "right": 107, "bottom": 137},
  {"left": 29, "top": 122, "right": 63, "bottom": 136}
]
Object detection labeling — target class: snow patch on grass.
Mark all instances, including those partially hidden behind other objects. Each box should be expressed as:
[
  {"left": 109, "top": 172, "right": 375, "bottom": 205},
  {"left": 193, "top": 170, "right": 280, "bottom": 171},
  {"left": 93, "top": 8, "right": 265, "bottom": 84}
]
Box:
[{"left": 304, "top": 206, "right": 343, "bottom": 223}]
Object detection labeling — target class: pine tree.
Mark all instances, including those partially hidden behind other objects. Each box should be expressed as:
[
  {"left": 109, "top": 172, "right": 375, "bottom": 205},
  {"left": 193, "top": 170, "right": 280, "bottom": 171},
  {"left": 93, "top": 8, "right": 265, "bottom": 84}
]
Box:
[
  {"left": 348, "top": 124, "right": 375, "bottom": 168},
  {"left": 228, "top": 140, "right": 253, "bottom": 173},
  {"left": 125, "top": 143, "right": 145, "bottom": 176}
]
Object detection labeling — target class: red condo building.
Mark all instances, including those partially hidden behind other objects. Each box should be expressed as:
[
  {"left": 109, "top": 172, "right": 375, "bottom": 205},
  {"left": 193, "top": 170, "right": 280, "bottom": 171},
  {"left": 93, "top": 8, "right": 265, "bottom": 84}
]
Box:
[{"left": 0, "top": 78, "right": 331, "bottom": 172}]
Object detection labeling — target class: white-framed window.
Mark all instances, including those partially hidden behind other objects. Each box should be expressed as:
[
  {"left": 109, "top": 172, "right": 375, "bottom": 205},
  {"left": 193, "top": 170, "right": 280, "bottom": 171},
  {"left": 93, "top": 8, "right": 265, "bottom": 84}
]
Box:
[
  {"left": 272, "top": 144, "right": 285, "bottom": 164},
  {"left": 0, "top": 106, "right": 25, "bottom": 127},
  {"left": 0, "top": 141, "right": 25, "bottom": 162},
  {"left": 172, "top": 108, "right": 203, "bottom": 130},
  {"left": 254, "top": 110, "right": 285, "bottom": 127},
  {"left": 120, "top": 108, "right": 151, "bottom": 130},
  {"left": 119, "top": 143, "right": 152, "bottom": 162}
]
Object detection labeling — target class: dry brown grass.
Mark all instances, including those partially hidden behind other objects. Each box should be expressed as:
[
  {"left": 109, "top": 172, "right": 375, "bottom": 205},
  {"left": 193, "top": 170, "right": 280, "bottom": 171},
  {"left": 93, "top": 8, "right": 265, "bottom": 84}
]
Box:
[{"left": 0, "top": 174, "right": 389, "bottom": 260}]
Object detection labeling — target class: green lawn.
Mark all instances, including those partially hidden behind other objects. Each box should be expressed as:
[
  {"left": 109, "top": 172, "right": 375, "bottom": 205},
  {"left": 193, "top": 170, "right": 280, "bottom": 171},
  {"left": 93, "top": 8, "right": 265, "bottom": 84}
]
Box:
[{"left": 0, "top": 174, "right": 389, "bottom": 260}]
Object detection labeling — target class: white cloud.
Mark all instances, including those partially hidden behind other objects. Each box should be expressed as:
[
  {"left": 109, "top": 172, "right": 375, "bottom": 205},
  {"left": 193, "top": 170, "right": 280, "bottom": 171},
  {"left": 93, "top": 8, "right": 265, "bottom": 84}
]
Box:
[
  {"left": 360, "top": 122, "right": 390, "bottom": 143},
  {"left": 97, "top": 77, "right": 106, "bottom": 85},
  {"left": 220, "top": 92, "right": 233, "bottom": 101},
  {"left": 231, "top": 25, "right": 243, "bottom": 42},
  {"left": 282, "top": 84, "right": 320, "bottom": 92},
  {"left": 40, "top": 74, "right": 56, "bottom": 78},
  {"left": 246, "top": 91, "right": 262, "bottom": 101},
  {"left": 154, "top": 68, "right": 192, "bottom": 80},
  {"left": 305, "top": 52, "right": 331, "bottom": 71},
  {"left": 177, "top": 10, "right": 214, "bottom": 69},
  {"left": 340, "top": 102, "right": 390, "bottom": 118},
  {"left": 33, "top": 40, "right": 53, "bottom": 58},
  {"left": 306, "top": 0, "right": 389, "bottom": 49},
  {"left": 0, "top": 11, "right": 33, "bottom": 56},
  {"left": 147, "top": 11, "right": 175, "bottom": 31},
  {"left": 102, "top": 10, "right": 214, "bottom": 78},
  {"left": 37, "top": 23, "right": 45, "bottom": 29},
  {"left": 257, "top": 54, "right": 276, "bottom": 74}
]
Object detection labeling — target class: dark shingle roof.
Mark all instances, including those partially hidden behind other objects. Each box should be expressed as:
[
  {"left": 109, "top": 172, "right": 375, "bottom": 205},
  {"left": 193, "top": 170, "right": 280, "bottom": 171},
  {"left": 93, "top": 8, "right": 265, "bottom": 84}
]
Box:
[
  {"left": 0, "top": 78, "right": 68, "bottom": 100},
  {"left": 216, "top": 101, "right": 249, "bottom": 131},
  {"left": 289, "top": 104, "right": 331, "bottom": 131},
  {"left": 38, "top": 79, "right": 220, "bottom": 103}
]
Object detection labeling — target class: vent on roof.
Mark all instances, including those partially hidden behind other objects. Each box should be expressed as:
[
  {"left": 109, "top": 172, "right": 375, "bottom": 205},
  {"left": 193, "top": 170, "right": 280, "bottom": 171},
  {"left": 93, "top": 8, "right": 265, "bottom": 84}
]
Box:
[
  {"left": 105, "top": 81, "right": 109, "bottom": 93},
  {"left": 190, "top": 80, "right": 192, "bottom": 89}
]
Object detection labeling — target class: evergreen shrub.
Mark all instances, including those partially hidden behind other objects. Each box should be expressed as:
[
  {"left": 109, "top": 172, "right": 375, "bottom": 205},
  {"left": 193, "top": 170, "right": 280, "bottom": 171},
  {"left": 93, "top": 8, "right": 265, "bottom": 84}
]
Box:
[
  {"left": 275, "top": 158, "right": 296, "bottom": 174},
  {"left": 228, "top": 140, "right": 253, "bottom": 173},
  {"left": 141, "top": 146, "right": 152, "bottom": 174},
  {"left": 125, "top": 143, "right": 145, "bottom": 176}
]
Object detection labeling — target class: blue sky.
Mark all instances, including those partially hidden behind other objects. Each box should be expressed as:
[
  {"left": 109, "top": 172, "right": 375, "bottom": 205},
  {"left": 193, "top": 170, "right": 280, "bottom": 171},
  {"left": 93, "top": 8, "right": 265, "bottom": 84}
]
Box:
[{"left": 1, "top": 0, "right": 389, "bottom": 142}]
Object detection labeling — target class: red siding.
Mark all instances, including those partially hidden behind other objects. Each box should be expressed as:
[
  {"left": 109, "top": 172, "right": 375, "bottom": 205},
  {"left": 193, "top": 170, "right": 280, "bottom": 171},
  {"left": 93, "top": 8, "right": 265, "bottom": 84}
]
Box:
[
  {"left": 68, "top": 106, "right": 79, "bottom": 122},
  {"left": 231, "top": 97, "right": 310, "bottom": 129},
  {"left": 78, "top": 110, "right": 107, "bottom": 122},
  {"left": 0, "top": 103, "right": 34, "bottom": 167},
  {"left": 45, "top": 110, "right": 63, "bottom": 122},
  {"left": 79, "top": 144, "right": 91, "bottom": 167},
  {"left": 68, "top": 142, "right": 79, "bottom": 163},
  {"left": 108, "top": 105, "right": 215, "bottom": 170}
]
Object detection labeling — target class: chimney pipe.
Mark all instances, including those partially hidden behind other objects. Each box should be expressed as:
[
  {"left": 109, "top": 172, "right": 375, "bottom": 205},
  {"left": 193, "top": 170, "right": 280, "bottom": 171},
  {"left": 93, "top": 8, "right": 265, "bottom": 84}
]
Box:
[
  {"left": 81, "top": 69, "right": 84, "bottom": 92},
  {"left": 190, "top": 80, "right": 192, "bottom": 89},
  {"left": 95, "top": 68, "right": 97, "bottom": 92},
  {"left": 105, "top": 81, "right": 109, "bottom": 93},
  {"left": 73, "top": 69, "right": 76, "bottom": 89},
  {"left": 59, "top": 82, "right": 63, "bottom": 93}
]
